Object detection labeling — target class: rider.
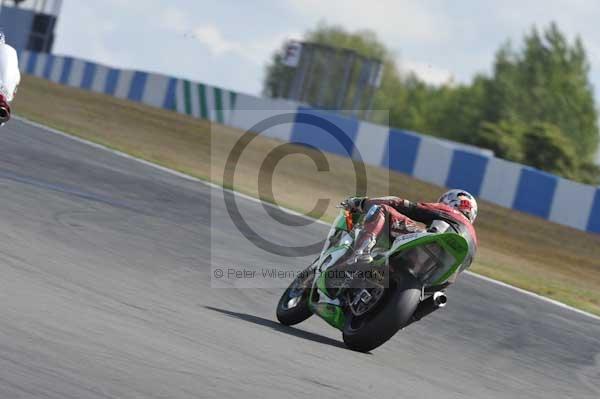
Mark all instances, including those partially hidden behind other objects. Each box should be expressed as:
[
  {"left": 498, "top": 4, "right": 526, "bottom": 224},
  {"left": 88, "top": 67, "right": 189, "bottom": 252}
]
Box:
[
  {"left": 341, "top": 190, "right": 478, "bottom": 269},
  {"left": 0, "top": 32, "right": 21, "bottom": 126}
]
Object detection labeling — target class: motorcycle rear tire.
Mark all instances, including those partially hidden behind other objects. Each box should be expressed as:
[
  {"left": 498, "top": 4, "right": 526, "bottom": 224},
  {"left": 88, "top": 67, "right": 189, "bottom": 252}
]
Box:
[{"left": 342, "top": 273, "right": 421, "bottom": 352}]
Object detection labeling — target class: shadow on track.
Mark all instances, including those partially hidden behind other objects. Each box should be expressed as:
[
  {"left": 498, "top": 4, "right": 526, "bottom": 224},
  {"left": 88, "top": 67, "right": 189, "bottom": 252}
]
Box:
[{"left": 204, "top": 306, "right": 349, "bottom": 350}]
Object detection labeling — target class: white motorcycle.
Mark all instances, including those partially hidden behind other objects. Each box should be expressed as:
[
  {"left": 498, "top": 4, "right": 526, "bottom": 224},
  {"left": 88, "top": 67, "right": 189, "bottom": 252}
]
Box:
[{"left": 0, "top": 32, "right": 21, "bottom": 125}]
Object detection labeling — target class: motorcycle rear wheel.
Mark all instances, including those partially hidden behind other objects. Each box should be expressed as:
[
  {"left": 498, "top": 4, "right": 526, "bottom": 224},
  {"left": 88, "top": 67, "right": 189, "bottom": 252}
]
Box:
[
  {"left": 276, "top": 267, "right": 315, "bottom": 326},
  {"left": 342, "top": 273, "right": 421, "bottom": 352}
]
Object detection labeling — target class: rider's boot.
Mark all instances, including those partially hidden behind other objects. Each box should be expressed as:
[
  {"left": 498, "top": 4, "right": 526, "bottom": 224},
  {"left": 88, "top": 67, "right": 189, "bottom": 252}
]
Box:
[
  {"left": 351, "top": 204, "right": 386, "bottom": 264},
  {"left": 352, "top": 233, "right": 377, "bottom": 263}
]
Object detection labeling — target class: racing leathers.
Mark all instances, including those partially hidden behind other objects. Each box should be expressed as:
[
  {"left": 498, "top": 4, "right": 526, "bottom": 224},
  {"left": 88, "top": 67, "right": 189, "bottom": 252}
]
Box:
[
  {"left": 346, "top": 196, "right": 478, "bottom": 277},
  {"left": 0, "top": 36, "right": 20, "bottom": 125}
]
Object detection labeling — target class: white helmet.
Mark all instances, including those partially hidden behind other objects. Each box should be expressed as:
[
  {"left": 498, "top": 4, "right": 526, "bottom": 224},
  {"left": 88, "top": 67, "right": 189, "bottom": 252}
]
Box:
[{"left": 438, "top": 189, "right": 478, "bottom": 223}]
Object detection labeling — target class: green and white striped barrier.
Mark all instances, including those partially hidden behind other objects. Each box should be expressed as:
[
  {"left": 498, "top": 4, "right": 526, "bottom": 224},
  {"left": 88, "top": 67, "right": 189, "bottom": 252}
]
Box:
[{"left": 175, "top": 79, "right": 237, "bottom": 125}]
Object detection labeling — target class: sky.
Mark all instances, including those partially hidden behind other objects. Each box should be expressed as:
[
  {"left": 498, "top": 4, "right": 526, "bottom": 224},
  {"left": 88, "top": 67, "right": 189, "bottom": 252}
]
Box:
[{"left": 49, "top": 0, "right": 600, "bottom": 99}]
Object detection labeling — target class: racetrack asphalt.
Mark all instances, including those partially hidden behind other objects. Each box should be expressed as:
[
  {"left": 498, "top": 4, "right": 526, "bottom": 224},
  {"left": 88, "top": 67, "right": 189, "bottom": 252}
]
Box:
[{"left": 0, "top": 118, "right": 598, "bottom": 398}]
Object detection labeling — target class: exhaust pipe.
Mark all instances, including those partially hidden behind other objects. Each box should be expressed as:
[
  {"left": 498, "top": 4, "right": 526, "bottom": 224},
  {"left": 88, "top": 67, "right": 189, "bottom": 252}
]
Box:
[
  {"left": 406, "top": 291, "right": 447, "bottom": 326},
  {"left": 432, "top": 291, "right": 447, "bottom": 308}
]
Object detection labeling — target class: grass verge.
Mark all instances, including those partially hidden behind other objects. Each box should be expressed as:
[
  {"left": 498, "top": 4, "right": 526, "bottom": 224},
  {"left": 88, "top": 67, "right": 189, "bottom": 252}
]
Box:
[{"left": 12, "top": 75, "right": 600, "bottom": 316}]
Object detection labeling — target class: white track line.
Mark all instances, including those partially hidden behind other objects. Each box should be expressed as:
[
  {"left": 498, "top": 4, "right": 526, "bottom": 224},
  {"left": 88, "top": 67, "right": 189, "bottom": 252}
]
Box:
[{"left": 14, "top": 115, "right": 600, "bottom": 323}]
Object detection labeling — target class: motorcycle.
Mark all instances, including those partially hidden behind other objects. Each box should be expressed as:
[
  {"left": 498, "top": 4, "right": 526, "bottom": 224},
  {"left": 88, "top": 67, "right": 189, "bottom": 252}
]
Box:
[
  {"left": 0, "top": 35, "right": 19, "bottom": 125},
  {"left": 276, "top": 207, "right": 471, "bottom": 352}
]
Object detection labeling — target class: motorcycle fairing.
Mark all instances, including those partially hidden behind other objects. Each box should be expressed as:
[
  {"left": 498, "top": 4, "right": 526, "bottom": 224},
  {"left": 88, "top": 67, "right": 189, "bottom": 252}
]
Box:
[{"left": 308, "top": 218, "right": 469, "bottom": 330}]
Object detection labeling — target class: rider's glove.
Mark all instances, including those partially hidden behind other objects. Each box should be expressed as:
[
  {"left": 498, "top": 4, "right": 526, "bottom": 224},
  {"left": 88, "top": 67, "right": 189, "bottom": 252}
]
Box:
[{"left": 340, "top": 197, "right": 366, "bottom": 212}]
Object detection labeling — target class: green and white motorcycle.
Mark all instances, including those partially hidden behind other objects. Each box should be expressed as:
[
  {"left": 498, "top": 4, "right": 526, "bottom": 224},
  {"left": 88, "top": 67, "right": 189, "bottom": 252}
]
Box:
[{"left": 276, "top": 208, "right": 473, "bottom": 352}]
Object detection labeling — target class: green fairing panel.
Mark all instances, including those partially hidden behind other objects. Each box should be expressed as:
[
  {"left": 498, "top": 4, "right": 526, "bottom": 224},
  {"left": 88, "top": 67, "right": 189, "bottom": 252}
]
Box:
[
  {"left": 334, "top": 212, "right": 348, "bottom": 231},
  {"left": 388, "top": 233, "right": 469, "bottom": 286},
  {"left": 311, "top": 302, "right": 346, "bottom": 329},
  {"left": 323, "top": 244, "right": 350, "bottom": 259},
  {"left": 309, "top": 279, "right": 346, "bottom": 329},
  {"left": 333, "top": 210, "right": 361, "bottom": 232},
  {"left": 316, "top": 271, "right": 328, "bottom": 295}
]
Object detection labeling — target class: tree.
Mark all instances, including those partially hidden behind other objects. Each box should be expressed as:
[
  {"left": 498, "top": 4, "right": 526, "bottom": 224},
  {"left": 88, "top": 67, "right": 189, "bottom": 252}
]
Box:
[
  {"left": 468, "top": 121, "right": 600, "bottom": 184},
  {"left": 262, "top": 21, "right": 600, "bottom": 184},
  {"left": 577, "top": 162, "right": 600, "bottom": 185},
  {"left": 470, "top": 121, "right": 525, "bottom": 162},
  {"left": 521, "top": 123, "right": 578, "bottom": 178},
  {"left": 484, "top": 23, "right": 598, "bottom": 162},
  {"left": 402, "top": 22, "right": 600, "bottom": 183}
]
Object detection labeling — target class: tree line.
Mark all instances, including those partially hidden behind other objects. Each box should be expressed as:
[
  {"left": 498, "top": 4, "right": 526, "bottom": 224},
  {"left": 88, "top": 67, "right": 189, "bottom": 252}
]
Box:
[{"left": 264, "top": 22, "right": 600, "bottom": 185}]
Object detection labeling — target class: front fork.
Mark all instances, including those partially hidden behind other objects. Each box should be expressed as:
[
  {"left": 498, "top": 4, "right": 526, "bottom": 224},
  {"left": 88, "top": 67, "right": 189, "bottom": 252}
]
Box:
[{"left": 308, "top": 247, "right": 389, "bottom": 330}]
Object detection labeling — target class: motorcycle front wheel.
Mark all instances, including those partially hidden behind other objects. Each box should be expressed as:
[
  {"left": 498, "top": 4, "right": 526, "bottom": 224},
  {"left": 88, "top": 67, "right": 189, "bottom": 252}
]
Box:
[
  {"left": 342, "top": 272, "right": 421, "bottom": 352},
  {"left": 276, "top": 266, "right": 315, "bottom": 326}
]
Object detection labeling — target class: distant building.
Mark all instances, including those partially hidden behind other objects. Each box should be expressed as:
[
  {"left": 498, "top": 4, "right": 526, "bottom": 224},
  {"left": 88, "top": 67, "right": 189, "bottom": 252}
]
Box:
[{"left": 0, "top": 0, "right": 62, "bottom": 54}]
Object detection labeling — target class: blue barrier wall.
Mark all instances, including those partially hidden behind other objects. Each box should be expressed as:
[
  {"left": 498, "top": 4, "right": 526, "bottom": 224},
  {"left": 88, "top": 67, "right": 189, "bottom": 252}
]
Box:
[
  {"left": 290, "top": 107, "right": 360, "bottom": 157},
  {"left": 16, "top": 50, "right": 599, "bottom": 234},
  {"left": 446, "top": 150, "right": 489, "bottom": 197},
  {"left": 588, "top": 190, "right": 600, "bottom": 233},
  {"left": 382, "top": 129, "right": 420, "bottom": 175}
]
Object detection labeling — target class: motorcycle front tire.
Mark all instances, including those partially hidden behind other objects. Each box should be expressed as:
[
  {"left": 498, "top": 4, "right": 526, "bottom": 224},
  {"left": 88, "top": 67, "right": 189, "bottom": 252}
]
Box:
[{"left": 276, "top": 267, "right": 315, "bottom": 326}]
